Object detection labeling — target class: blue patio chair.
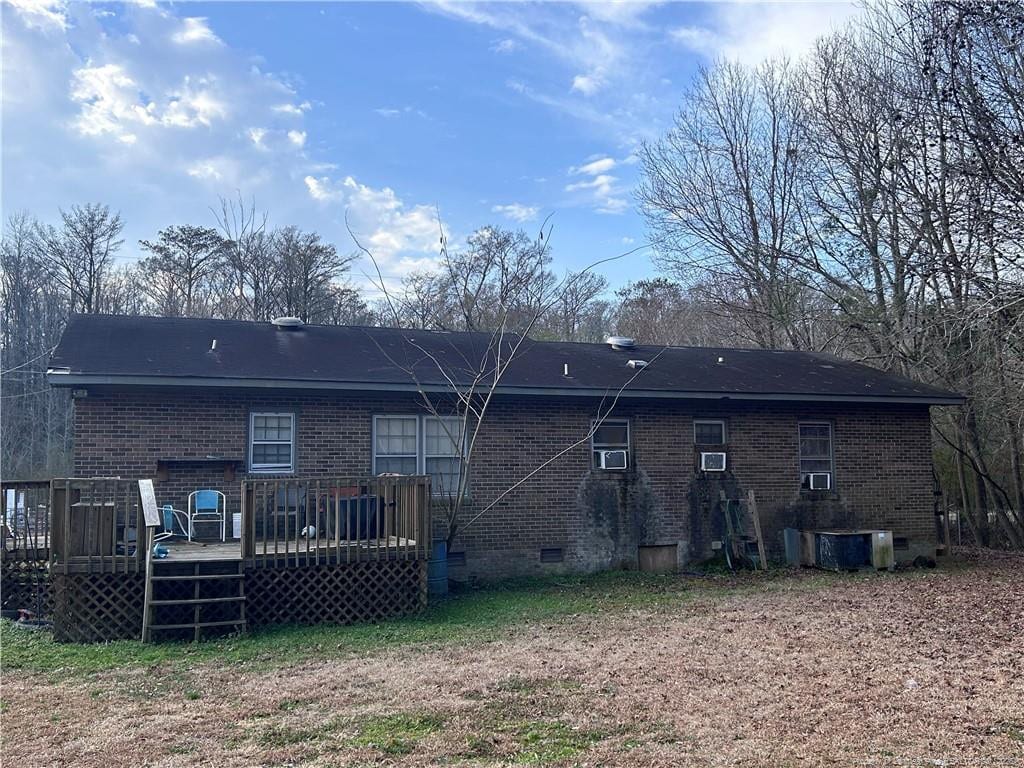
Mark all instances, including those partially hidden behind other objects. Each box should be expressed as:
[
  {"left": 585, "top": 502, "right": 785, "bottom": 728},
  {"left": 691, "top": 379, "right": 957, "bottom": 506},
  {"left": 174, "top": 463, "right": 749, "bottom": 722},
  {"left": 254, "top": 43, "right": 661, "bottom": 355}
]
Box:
[
  {"left": 187, "top": 489, "right": 227, "bottom": 542},
  {"left": 152, "top": 504, "right": 188, "bottom": 556}
]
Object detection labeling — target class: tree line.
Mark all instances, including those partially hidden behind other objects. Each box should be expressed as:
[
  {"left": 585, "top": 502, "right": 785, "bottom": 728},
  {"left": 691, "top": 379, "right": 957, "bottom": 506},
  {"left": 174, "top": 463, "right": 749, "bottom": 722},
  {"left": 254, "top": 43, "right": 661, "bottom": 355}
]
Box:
[{"left": 637, "top": 0, "right": 1024, "bottom": 546}]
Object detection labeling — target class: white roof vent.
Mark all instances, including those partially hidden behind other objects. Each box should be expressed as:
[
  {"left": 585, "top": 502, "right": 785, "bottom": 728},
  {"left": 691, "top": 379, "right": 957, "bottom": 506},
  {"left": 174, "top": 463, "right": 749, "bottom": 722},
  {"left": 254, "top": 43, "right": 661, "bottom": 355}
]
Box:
[
  {"left": 606, "top": 336, "right": 635, "bottom": 350},
  {"left": 272, "top": 316, "right": 305, "bottom": 330},
  {"left": 627, "top": 359, "right": 648, "bottom": 369}
]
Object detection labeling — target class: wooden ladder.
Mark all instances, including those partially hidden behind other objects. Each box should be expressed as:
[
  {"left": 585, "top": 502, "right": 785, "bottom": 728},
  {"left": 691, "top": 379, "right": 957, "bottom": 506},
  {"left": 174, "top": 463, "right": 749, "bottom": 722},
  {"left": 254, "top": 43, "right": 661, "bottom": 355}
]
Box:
[
  {"left": 142, "top": 551, "right": 247, "bottom": 642},
  {"left": 720, "top": 490, "right": 768, "bottom": 571}
]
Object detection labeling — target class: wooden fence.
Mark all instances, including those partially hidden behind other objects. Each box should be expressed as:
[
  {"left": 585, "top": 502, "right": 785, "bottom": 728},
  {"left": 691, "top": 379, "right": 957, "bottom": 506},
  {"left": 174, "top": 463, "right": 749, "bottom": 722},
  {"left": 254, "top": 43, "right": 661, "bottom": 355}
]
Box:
[
  {"left": 49, "top": 478, "right": 145, "bottom": 574},
  {"left": 242, "top": 476, "right": 431, "bottom": 568}
]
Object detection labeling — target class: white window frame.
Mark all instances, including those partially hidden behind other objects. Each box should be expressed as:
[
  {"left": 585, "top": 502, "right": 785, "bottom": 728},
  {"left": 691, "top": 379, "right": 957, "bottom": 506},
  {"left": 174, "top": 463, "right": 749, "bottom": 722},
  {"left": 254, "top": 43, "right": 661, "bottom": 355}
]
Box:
[
  {"left": 694, "top": 419, "right": 727, "bottom": 445},
  {"left": 372, "top": 414, "right": 466, "bottom": 497},
  {"left": 372, "top": 415, "right": 420, "bottom": 478},
  {"left": 423, "top": 415, "right": 465, "bottom": 498},
  {"left": 591, "top": 418, "right": 631, "bottom": 470},
  {"left": 798, "top": 421, "right": 834, "bottom": 489},
  {"left": 249, "top": 412, "right": 296, "bottom": 474}
]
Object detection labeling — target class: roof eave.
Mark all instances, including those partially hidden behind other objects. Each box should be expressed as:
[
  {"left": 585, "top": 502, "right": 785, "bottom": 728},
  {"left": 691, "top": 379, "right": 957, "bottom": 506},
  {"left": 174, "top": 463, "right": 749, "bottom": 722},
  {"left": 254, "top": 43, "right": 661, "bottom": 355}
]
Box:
[{"left": 46, "top": 372, "right": 966, "bottom": 406}]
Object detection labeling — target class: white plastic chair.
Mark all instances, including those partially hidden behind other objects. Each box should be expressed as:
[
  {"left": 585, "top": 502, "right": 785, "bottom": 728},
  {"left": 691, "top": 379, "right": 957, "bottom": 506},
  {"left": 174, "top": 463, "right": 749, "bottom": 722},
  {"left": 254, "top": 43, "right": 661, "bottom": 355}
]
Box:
[{"left": 187, "top": 489, "right": 227, "bottom": 542}]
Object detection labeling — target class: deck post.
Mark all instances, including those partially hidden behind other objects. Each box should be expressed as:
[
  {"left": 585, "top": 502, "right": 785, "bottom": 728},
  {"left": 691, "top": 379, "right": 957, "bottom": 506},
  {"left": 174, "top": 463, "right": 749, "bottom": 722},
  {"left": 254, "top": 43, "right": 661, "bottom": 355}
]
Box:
[{"left": 241, "top": 483, "right": 254, "bottom": 565}]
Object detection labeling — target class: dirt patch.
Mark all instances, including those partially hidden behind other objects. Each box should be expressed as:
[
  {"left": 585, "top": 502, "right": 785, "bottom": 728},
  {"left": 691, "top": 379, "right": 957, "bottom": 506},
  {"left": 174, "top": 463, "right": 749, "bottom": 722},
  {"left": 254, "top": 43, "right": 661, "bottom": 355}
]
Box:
[{"left": 3, "top": 556, "right": 1023, "bottom": 767}]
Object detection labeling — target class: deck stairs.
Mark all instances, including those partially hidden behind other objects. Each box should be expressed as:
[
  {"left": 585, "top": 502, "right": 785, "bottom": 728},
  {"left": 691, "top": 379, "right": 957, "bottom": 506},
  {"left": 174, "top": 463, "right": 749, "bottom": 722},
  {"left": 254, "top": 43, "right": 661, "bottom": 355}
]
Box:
[{"left": 142, "top": 557, "right": 247, "bottom": 642}]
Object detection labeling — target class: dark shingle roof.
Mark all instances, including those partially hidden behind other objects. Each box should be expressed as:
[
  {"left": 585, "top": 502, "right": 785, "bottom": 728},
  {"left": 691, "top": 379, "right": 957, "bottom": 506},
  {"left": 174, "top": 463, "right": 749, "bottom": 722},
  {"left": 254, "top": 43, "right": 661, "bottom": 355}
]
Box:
[{"left": 47, "top": 314, "right": 963, "bottom": 404}]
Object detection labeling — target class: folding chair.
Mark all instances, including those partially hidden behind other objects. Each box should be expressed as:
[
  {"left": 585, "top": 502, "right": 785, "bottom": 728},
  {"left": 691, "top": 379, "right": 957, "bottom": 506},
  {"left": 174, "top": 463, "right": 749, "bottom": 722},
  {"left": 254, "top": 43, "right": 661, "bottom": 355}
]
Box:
[{"left": 152, "top": 504, "right": 188, "bottom": 556}]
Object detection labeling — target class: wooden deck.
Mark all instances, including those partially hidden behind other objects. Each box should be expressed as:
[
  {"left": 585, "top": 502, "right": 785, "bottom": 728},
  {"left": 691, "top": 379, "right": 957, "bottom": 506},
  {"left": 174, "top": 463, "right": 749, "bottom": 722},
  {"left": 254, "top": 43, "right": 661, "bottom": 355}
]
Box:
[
  {"left": 8, "top": 476, "right": 433, "bottom": 642},
  {"left": 159, "top": 539, "right": 242, "bottom": 562}
]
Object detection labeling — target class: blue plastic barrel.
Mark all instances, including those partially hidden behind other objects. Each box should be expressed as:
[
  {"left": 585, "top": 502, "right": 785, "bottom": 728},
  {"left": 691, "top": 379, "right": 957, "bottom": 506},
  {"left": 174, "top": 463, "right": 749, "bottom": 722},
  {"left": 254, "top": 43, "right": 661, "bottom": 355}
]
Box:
[{"left": 428, "top": 539, "right": 448, "bottom": 596}]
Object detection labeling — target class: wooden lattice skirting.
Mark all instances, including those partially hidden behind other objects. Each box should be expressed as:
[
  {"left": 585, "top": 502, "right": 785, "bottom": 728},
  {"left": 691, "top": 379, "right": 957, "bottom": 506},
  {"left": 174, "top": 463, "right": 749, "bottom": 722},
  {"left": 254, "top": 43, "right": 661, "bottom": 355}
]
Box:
[
  {"left": 246, "top": 560, "right": 427, "bottom": 629},
  {"left": 52, "top": 573, "right": 145, "bottom": 643},
  {"left": 49, "top": 560, "right": 427, "bottom": 642},
  {"left": 1, "top": 561, "right": 53, "bottom": 617}
]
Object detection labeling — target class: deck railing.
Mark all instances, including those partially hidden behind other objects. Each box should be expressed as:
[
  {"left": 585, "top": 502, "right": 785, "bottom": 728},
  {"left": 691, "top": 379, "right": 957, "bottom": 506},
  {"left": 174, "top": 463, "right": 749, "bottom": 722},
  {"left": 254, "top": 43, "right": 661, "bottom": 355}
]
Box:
[
  {"left": 49, "top": 478, "right": 145, "bottom": 574},
  {"left": 2, "top": 480, "right": 52, "bottom": 564},
  {"left": 241, "top": 476, "right": 432, "bottom": 568}
]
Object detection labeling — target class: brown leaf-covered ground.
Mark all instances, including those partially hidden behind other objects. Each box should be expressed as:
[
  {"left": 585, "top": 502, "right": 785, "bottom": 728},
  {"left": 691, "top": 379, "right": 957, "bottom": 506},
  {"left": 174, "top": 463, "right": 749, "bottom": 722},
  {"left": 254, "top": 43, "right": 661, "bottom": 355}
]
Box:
[{"left": 4, "top": 554, "right": 1023, "bottom": 767}]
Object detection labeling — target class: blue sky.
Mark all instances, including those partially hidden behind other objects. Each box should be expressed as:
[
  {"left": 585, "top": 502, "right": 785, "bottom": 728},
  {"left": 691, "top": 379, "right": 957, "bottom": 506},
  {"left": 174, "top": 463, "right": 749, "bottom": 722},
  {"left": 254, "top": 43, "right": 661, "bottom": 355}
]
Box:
[{"left": 3, "top": 0, "right": 858, "bottom": 298}]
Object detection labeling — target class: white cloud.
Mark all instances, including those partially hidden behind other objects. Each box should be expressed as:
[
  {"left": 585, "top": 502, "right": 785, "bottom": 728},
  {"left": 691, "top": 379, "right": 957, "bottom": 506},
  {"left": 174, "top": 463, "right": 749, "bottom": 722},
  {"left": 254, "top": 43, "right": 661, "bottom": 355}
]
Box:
[
  {"left": 287, "top": 129, "right": 306, "bottom": 148},
  {"left": 491, "top": 203, "right": 539, "bottom": 222},
  {"left": 670, "top": 3, "right": 860, "bottom": 65},
  {"left": 576, "top": 0, "right": 658, "bottom": 28},
  {"left": 70, "top": 63, "right": 155, "bottom": 143},
  {"left": 565, "top": 156, "right": 628, "bottom": 215},
  {"left": 571, "top": 74, "right": 603, "bottom": 96},
  {"left": 304, "top": 174, "right": 441, "bottom": 271},
  {"left": 373, "top": 105, "right": 429, "bottom": 120},
  {"left": 172, "top": 17, "right": 222, "bottom": 46},
  {"left": 429, "top": 2, "right": 656, "bottom": 143},
  {"left": 248, "top": 127, "right": 267, "bottom": 149},
  {"left": 187, "top": 159, "right": 225, "bottom": 181},
  {"left": 490, "top": 38, "right": 520, "bottom": 54},
  {"left": 272, "top": 101, "right": 311, "bottom": 116},
  {"left": 304, "top": 175, "right": 343, "bottom": 202},
  {"left": 161, "top": 77, "right": 228, "bottom": 127},
  {"left": 69, "top": 64, "right": 229, "bottom": 142},
  {"left": 571, "top": 156, "right": 616, "bottom": 175},
  {"left": 6, "top": 0, "right": 67, "bottom": 30},
  {"left": 566, "top": 173, "right": 615, "bottom": 194}
]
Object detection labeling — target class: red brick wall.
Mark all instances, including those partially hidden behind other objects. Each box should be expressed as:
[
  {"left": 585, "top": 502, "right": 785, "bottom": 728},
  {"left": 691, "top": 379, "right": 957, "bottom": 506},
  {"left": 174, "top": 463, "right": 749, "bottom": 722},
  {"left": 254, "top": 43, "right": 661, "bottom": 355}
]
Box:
[{"left": 72, "top": 388, "right": 938, "bottom": 578}]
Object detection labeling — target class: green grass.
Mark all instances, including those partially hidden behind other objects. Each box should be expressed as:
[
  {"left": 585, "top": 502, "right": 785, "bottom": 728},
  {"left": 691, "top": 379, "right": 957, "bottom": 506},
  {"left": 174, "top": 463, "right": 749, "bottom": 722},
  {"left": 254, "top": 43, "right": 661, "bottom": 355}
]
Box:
[
  {"left": 348, "top": 712, "right": 445, "bottom": 755},
  {"left": 513, "top": 719, "right": 605, "bottom": 764},
  {"left": 256, "top": 723, "right": 326, "bottom": 748},
  {"left": 1, "top": 569, "right": 836, "bottom": 678}
]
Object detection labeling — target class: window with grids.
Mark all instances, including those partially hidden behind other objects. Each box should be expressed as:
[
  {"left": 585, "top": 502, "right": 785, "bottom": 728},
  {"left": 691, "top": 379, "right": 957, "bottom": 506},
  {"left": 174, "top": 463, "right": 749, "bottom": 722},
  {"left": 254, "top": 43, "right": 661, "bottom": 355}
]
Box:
[
  {"left": 799, "top": 423, "right": 833, "bottom": 488},
  {"left": 694, "top": 419, "right": 726, "bottom": 445},
  {"left": 592, "top": 419, "right": 630, "bottom": 469},
  {"left": 373, "top": 415, "right": 465, "bottom": 496},
  {"left": 250, "top": 413, "right": 295, "bottom": 472},
  {"left": 373, "top": 416, "right": 419, "bottom": 475},
  {"left": 424, "top": 416, "right": 463, "bottom": 496}
]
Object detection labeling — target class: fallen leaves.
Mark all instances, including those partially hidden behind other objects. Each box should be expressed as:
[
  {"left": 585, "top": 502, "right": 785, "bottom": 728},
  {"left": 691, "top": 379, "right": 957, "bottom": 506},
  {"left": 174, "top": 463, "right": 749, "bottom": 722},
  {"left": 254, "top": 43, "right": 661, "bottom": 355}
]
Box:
[{"left": 3, "top": 554, "right": 1023, "bottom": 767}]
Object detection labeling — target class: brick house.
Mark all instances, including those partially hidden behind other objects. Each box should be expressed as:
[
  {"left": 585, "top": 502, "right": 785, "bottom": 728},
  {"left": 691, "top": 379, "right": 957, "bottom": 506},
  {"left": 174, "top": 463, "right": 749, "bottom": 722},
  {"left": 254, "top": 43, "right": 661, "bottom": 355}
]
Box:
[{"left": 48, "top": 314, "right": 962, "bottom": 579}]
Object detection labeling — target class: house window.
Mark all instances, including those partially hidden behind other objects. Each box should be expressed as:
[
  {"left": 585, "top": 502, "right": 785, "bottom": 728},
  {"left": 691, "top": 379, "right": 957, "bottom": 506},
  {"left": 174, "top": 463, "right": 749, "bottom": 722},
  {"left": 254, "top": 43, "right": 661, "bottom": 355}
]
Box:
[
  {"left": 694, "top": 419, "right": 726, "bottom": 445},
  {"left": 799, "top": 422, "right": 833, "bottom": 489},
  {"left": 592, "top": 419, "right": 630, "bottom": 469},
  {"left": 373, "top": 415, "right": 465, "bottom": 496},
  {"left": 424, "top": 415, "right": 463, "bottom": 496},
  {"left": 250, "top": 413, "right": 295, "bottom": 473},
  {"left": 373, "top": 416, "right": 419, "bottom": 475}
]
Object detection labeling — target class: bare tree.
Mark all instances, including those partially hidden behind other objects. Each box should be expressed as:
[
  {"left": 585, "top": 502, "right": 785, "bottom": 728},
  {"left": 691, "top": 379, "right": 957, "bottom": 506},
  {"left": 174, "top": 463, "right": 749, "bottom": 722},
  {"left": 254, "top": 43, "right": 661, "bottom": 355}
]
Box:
[
  {"left": 354, "top": 217, "right": 657, "bottom": 548},
  {"left": 272, "top": 226, "right": 355, "bottom": 323},
  {"left": 637, "top": 2, "right": 1024, "bottom": 547},
  {"left": 139, "top": 225, "right": 225, "bottom": 317},
  {"left": 35, "top": 203, "right": 124, "bottom": 314},
  {"left": 1, "top": 213, "right": 73, "bottom": 477},
  {"left": 213, "top": 195, "right": 277, "bottom": 321},
  {"left": 638, "top": 59, "right": 813, "bottom": 349}
]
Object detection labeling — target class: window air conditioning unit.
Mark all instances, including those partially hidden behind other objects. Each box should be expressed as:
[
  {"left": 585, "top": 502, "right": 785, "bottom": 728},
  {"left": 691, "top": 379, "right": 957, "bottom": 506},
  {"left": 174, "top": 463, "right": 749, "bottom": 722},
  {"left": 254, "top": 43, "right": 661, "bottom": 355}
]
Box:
[
  {"left": 597, "top": 450, "right": 628, "bottom": 470},
  {"left": 809, "top": 472, "right": 831, "bottom": 490},
  {"left": 700, "top": 451, "right": 727, "bottom": 472}
]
